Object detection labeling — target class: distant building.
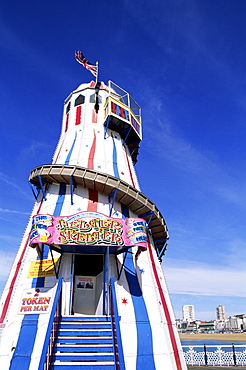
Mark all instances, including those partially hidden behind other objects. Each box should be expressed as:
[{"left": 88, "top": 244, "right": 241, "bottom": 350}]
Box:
[
  {"left": 235, "top": 314, "right": 246, "bottom": 331},
  {"left": 215, "top": 320, "right": 226, "bottom": 332},
  {"left": 226, "top": 316, "right": 241, "bottom": 331},
  {"left": 216, "top": 305, "right": 226, "bottom": 320},
  {"left": 199, "top": 321, "right": 215, "bottom": 332},
  {"left": 226, "top": 315, "right": 246, "bottom": 331},
  {"left": 183, "top": 305, "right": 195, "bottom": 322}
]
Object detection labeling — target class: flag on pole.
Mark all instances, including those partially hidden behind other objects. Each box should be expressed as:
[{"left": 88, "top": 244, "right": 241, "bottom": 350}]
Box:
[{"left": 75, "top": 51, "right": 98, "bottom": 78}]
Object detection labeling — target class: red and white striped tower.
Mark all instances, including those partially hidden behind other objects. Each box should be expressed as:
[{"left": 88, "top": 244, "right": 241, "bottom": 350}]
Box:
[{"left": 0, "top": 77, "right": 187, "bottom": 370}]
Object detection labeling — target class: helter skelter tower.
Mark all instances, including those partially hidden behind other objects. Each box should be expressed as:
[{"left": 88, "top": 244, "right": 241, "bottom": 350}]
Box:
[{"left": 0, "top": 55, "right": 187, "bottom": 370}]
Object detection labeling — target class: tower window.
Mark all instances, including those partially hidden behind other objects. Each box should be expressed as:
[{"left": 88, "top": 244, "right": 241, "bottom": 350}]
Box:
[
  {"left": 66, "top": 102, "right": 71, "bottom": 114},
  {"left": 90, "top": 94, "right": 102, "bottom": 104},
  {"left": 75, "top": 95, "right": 85, "bottom": 106}
]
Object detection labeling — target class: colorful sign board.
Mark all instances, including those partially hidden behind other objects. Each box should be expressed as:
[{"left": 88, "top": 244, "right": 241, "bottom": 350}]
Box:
[
  {"left": 27, "top": 258, "right": 59, "bottom": 278},
  {"left": 29, "top": 212, "right": 148, "bottom": 250},
  {"left": 18, "top": 287, "right": 54, "bottom": 314}
]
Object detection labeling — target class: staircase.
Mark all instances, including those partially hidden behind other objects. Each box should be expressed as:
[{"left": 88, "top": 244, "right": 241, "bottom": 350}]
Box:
[{"left": 50, "top": 316, "right": 116, "bottom": 369}]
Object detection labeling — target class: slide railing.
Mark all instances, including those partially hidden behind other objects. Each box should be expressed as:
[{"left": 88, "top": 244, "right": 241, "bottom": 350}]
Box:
[
  {"left": 38, "top": 277, "right": 63, "bottom": 370},
  {"left": 109, "top": 277, "right": 125, "bottom": 370}
]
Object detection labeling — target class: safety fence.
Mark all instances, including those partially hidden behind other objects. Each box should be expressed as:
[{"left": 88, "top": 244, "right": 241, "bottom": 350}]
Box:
[{"left": 182, "top": 344, "right": 246, "bottom": 367}]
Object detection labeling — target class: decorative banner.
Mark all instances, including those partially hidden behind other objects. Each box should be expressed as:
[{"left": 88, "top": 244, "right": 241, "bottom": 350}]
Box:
[
  {"left": 18, "top": 287, "right": 54, "bottom": 314},
  {"left": 29, "top": 212, "right": 148, "bottom": 250},
  {"left": 28, "top": 258, "right": 59, "bottom": 278}
]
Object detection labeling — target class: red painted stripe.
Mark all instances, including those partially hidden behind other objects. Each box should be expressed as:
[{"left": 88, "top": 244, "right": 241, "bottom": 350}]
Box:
[
  {"left": 148, "top": 242, "right": 182, "bottom": 370},
  {"left": 87, "top": 130, "right": 96, "bottom": 170},
  {"left": 0, "top": 238, "right": 29, "bottom": 323},
  {"left": 65, "top": 113, "right": 69, "bottom": 132},
  {"left": 120, "top": 107, "right": 124, "bottom": 118},
  {"left": 0, "top": 198, "right": 45, "bottom": 324},
  {"left": 53, "top": 139, "right": 64, "bottom": 164},
  {"left": 92, "top": 109, "right": 98, "bottom": 123},
  {"left": 75, "top": 106, "right": 82, "bottom": 125},
  {"left": 111, "top": 102, "right": 116, "bottom": 114},
  {"left": 125, "top": 150, "right": 135, "bottom": 187},
  {"left": 87, "top": 189, "right": 98, "bottom": 212}
]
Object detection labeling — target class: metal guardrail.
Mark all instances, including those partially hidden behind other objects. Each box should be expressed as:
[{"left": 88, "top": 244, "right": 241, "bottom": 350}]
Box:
[
  {"left": 38, "top": 277, "right": 63, "bottom": 370},
  {"left": 182, "top": 344, "right": 246, "bottom": 367},
  {"left": 109, "top": 277, "right": 125, "bottom": 370}
]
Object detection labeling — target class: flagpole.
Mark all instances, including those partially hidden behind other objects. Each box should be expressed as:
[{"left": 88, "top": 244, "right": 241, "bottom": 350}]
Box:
[{"left": 96, "top": 61, "right": 99, "bottom": 83}]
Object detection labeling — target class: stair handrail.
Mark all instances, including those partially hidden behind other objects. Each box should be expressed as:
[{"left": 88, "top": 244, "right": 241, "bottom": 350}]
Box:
[
  {"left": 109, "top": 277, "right": 126, "bottom": 370},
  {"left": 38, "top": 277, "right": 63, "bottom": 370}
]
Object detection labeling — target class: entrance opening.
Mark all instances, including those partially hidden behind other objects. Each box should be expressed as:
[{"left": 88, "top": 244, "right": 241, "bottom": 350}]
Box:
[{"left": 72, "top": 254, "right": 104, "bottom": 315}]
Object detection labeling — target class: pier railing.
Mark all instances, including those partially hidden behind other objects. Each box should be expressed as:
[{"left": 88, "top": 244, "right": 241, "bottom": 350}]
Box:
[{"left": 182, "top": 344, "right": 246, "bottom": 367}]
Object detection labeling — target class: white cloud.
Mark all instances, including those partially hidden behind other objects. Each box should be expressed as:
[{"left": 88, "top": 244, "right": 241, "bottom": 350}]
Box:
[
  {"left": 0, "top": 252, "right": 16, "bottom": 296},
  {"left": 0, "top": 208, "right": 29, "bottom": 215},
  {"left": 0, "top": 172, "right": 31, "bottom": 200},
  {"left": 0, "top": 234, "right": 20, "bottom": 244},
  {"left": 21, "top": 140, "right": 51, "bottom": 157},
  {"left": 142, "top": 113, "right": 246, "bottom": 209},
  {"left": 0, "top": 251, "right": 15, "bottom": 280},
  {"left": 163, "top": 258, "right": 246, "bottom": 298}
]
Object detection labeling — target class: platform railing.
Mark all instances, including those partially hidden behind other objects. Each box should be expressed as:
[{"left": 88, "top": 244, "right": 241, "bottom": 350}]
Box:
[
  {"left": 38, "top": 277, "right": 63, "bottom": 370},
  {"left": 182, "top": 344, "right": 246, "bottom": 367},
  {"left": 109, "top": 277, "right": 126, "bottom": 370}
]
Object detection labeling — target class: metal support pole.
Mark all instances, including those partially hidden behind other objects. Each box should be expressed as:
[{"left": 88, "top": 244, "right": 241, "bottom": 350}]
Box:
[
  {"left": 104, "top": 117, "right": 110, "bottom": 139},
  {"left": 38, "top": 175, "right": 47, "bottom": 201},
  {"left": 103, "top": 246, "right": 110, "bottom": 315},
  {"left": 122, "top": 126, "right": 132, "bottom": 145},
  {"left": 232, "top": 343, "right": 237, "bottom": 366},
  {"left": 117, "top": 250, "right": 128, "bottom": 280},
  {"left": 141, "top": 211, "right": 154, "bottom": 226},
  {"left": 157, "top": 242, "right": 168, "bottom": 262},
  {"left": 204, "top": 344, "right": 208, "bottom": 366},
  {"left": 29, "top": 182, "right": 38, "bottom": 200},
  {"left": 49, "top": 246, "right": 59, "bottom": 279},
  {"left": 69, "top": 254, "right": 74, "bottom": 315},
  {"left": 70, "top": 175, "right": 74, "bottom": 205},
  {"left": 108, "top": 189, "right": 118, "bottom": 217}
]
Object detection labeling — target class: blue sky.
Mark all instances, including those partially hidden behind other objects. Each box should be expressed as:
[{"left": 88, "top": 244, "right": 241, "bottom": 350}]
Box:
[{"left": 0, "top": 0, "right": 245, "bottom": 321}]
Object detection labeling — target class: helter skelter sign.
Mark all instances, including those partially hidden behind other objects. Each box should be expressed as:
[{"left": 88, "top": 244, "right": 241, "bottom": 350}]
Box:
[{"left": 29, "top": 211, "right": 148, "bottom": 250}]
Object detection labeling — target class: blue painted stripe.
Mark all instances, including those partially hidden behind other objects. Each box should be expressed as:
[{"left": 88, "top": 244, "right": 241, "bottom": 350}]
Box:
[
  {"left": 33, "top": 183, "right": 66, "bottom": 287},
  {"left": 11, "top": 183, "right": 68, "bottom": 369},
  {"left": 124, "top": 251, "right": 155, "bottom": 369},
  {"left": 32, "top": 183, "right": 65, "bottom": 289},
  {"left": 111, "top": 135, "right": 120, "bottom": 178},
  {"left": 53, "top": 183, "right": 66, "bottom": 216},
  {"left": 120, "top": 204, "right": 155, "bottom": 369},
  {"left": 32, "top": 245, "right": 49, "bottom": 288},
  {"left": 65, "top": 131, "right": 77, "bottom": 165},
  {"left": 121, "top": 203, "right": 129, "bottom": 219},
  {"left": 9, "top": 315, "right": 39, "bottom": 370}
]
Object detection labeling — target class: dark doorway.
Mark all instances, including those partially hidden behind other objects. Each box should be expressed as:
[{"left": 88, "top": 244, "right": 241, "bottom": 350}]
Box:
[
  {"left": 74, "top": 254, "right": 104, "bottom": 276},
  {"left": 73, "top": 254, "right": 104, "bottom": 315}
]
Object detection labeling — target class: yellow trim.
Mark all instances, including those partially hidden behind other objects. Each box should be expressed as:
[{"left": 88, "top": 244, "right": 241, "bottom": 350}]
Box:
[{"left": 104, "top": 96, "right": 142, "bottom": 139}]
